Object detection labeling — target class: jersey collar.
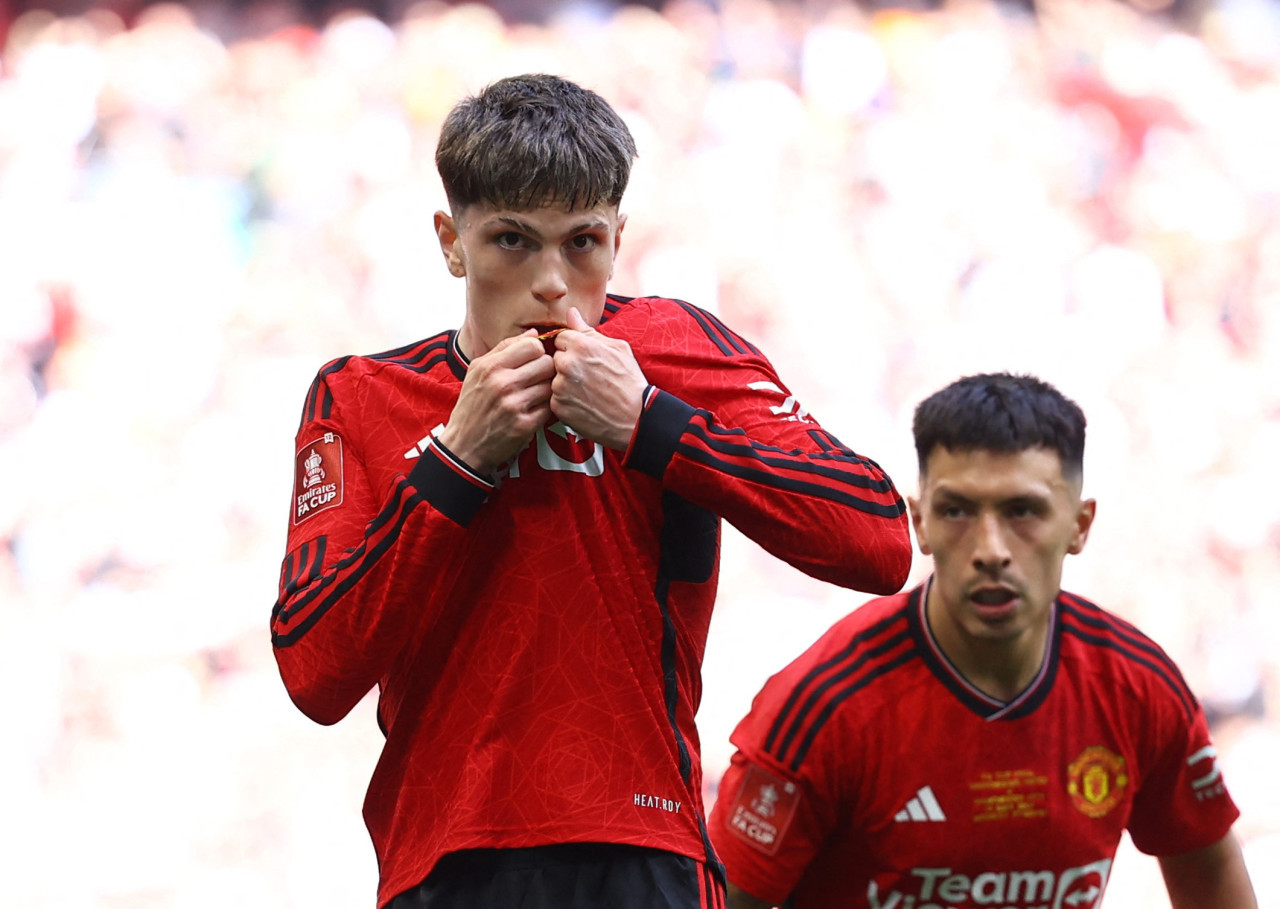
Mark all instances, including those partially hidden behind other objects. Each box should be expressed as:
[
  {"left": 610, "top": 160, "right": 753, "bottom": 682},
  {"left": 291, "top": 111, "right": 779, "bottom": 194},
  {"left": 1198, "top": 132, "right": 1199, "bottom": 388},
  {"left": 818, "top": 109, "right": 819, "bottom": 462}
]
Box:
[
  {"left": 446, "top": 331, "right": 469, "bottom": 380},
  {"left": 909, "top": 577, "right": 1062, "bottom": 721}
]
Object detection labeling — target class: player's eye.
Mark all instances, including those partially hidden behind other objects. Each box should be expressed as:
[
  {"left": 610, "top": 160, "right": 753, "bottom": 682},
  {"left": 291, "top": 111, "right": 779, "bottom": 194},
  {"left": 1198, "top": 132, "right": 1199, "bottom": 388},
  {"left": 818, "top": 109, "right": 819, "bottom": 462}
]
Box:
[
  {"left": 1005, "top": 500, "right": 1041, "bottom": 520},
  {"left": 496, "top": 231, "right": 527, "bottom": 249},
  {"left": 567, "top": 234, "right": 600, "bottom": 251}
]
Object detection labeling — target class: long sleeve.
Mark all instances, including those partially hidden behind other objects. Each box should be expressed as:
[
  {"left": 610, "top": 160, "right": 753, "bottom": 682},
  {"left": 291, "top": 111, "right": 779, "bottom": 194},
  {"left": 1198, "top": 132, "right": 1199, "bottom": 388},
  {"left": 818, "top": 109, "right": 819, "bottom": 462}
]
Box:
[
  {"left": 270, "top": 354, "right": 489, "bottom": 725},
  {"left": 613, "top": 297, "right": 911, "bottom": 595}
]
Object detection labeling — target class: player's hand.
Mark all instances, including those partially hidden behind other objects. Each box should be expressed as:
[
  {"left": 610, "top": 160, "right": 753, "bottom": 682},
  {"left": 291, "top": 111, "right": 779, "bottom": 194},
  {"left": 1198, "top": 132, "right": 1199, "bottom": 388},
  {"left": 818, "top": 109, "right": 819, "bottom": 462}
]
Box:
[
  {"left": 436, "top": 330, "right": 554, "bottom": 475},
  {"left": 550, "top": 307, "right": 648, "bottom": 451}
]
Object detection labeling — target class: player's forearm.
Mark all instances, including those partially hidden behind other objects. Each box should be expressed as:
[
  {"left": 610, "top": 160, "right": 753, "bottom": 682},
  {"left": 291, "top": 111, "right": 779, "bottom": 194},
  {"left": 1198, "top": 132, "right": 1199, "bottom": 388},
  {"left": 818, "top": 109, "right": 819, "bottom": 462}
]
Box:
[
  {"left": 1159, "top": 832, "right": 1257, "bottom": 909},
  {"left": 272, "top": 485, "right": 427, "bottom": 723},
  {"left": 272, "top": 467, "right": 478, "bottom": 724},
  {"left": 628, "top": 391, "right": 910, "bottom": 592},
  {"left": 689, "top": 461, "right": 911, "bottom": 592}
]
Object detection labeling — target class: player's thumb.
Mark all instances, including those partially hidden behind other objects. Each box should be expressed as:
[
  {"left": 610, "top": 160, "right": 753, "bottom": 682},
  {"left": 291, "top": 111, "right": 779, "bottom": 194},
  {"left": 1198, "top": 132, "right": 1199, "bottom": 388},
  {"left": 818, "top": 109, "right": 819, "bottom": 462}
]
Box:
[{"left": 567, "top": 307, "right": 595, "bottom": 333}]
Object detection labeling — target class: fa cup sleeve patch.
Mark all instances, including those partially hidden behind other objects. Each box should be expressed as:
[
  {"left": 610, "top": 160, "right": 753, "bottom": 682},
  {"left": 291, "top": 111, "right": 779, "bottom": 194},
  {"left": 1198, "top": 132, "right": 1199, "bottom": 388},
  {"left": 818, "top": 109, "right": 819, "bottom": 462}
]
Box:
[
  {"left": 293, "top": 432, "right": 344, "bottom": 524},
  {"left": 725, "top": 764, "right": 802, "bottom": 855}
]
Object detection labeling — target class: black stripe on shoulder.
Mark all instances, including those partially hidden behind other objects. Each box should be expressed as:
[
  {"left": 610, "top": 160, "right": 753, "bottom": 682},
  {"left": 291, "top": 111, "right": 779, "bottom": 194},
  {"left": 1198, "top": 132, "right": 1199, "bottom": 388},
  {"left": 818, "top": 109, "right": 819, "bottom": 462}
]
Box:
[
  {"left": 603, "top": 293, "right": 632, "bottom": 318},
  {"left": 408, "top": 352, "right": 449, "bottom": 375},
  {"left": 667, "top": 298, "right": 752, "bottom": 357},
  {"left": 700, "top": 306, "right": 761, "bottom": 357},
  {"left": 369, "top": 333, "right": 451, "bottom": 371},
  {"left": 299, "top": 335, "right": 455, "bottom": 431},
  {"left": 764, "top": 600, "right": 915, "bottom": 770},
  {"left": 1059, "top": 593, "right": 1197, "bottom": 722},
  {"left": 1059, "top": 593, "right": 1193, "bottom": 688},
  {"left": 302, "top": 356, "right": 353, "bottom": 428},
  {"left": 368, "top": 337, "right": 433, "bottom": 362},
  {"left": 787, "top": 648, "right": 916, "bottom": 771}
]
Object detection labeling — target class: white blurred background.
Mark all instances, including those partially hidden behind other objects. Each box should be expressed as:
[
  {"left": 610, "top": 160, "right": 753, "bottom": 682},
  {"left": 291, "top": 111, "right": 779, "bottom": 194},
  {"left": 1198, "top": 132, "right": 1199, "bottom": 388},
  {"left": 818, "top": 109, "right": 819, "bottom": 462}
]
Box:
[{"left": 1, "top": 0, "right": 1279, "bottom": 905}]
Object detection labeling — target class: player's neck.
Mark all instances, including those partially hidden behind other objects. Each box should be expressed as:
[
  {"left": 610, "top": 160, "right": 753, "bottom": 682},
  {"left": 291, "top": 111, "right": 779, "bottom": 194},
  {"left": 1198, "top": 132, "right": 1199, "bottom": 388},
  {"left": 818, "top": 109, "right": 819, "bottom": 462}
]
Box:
[
  {"left": 952, "top": 635, "right": 1047, "bottom": 702},
  {"left": 924, "top": 586, "right": 1050, "bottom": 703}
]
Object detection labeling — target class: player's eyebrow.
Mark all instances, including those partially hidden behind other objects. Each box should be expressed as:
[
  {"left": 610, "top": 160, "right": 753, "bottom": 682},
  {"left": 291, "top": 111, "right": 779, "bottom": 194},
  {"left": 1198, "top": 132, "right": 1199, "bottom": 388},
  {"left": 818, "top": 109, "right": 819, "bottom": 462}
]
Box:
[
  {"left": 1000, "top": 493, "right": 1052, "bottom": 514},
  {"left": 933, "top": 486, "right": 1053, "bottom": 510},
  {"left": 492, "top": 215, "right": 609, "bottom": 241},
  {"left": 931, "top": 487, "right": 974, "bottom": 504},
  {"left": 492, "top": 215, "right": 540, "bottom": 236}
]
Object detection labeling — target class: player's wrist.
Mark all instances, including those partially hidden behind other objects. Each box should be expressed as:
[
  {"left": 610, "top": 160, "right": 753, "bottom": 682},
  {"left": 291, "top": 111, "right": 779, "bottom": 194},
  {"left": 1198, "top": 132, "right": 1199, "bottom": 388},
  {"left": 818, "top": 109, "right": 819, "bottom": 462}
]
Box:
[
  {"left": 612, "top": 382, "right": 646, "bottom": 450},
  {"left": 435, "top": 425, "right": 497, "bottom": 478}
]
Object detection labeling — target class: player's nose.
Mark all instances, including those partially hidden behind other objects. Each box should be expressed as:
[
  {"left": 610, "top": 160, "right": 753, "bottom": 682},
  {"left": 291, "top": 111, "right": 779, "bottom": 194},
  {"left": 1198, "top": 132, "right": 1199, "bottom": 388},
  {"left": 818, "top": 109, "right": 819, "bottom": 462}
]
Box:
[
  {"left": 972, "top": 512, "right": 1012, "bottom": 571},
  {"left": 531, "top": 253, "right": 569, "bottom": 304}
]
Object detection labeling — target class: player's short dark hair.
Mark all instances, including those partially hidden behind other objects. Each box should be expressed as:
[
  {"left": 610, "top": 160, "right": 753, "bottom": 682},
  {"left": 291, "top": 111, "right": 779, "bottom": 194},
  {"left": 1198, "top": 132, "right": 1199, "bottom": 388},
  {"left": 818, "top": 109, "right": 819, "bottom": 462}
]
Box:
[
  {"left": 435, "top": 73, "right": 637, "bottom": 213},
  {"left": 913, "top": 373, "right": 1086, "bottom": 481}
]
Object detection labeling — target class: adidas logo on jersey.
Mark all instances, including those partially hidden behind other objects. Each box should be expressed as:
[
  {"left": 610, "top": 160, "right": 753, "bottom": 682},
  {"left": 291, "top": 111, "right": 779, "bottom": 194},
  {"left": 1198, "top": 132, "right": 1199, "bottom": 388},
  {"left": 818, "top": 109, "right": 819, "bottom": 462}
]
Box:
[{"left": 894, "top": 786, "right": 946, "bottom": 822}]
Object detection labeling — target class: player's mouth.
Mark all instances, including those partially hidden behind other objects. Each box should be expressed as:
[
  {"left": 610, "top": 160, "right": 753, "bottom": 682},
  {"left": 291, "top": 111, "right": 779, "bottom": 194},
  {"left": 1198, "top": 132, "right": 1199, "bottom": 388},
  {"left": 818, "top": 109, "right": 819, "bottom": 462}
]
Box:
[
  {"left": 530, "top": 324, "right": 566, "bottom": 354},
  {"left": 968, "top": 586, "right": 1020, "bottom": 618}
]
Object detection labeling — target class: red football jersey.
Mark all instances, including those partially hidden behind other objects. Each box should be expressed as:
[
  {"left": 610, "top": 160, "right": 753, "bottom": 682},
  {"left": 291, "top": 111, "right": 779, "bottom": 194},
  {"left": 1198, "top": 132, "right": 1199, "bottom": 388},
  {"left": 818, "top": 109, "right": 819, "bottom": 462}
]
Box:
[
  {"left": 710, "top": 582, "right": 1240, "bottom": 909},
  {"left": 270, "top": 295, "right": 912, "bottom": 906}
]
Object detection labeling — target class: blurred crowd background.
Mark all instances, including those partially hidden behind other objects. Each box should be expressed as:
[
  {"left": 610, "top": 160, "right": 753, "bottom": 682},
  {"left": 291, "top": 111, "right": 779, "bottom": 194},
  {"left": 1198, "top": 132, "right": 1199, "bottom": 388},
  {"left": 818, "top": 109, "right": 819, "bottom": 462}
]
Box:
[{"left": 2, "top": 0, "right": 1279, "bottom": 904}]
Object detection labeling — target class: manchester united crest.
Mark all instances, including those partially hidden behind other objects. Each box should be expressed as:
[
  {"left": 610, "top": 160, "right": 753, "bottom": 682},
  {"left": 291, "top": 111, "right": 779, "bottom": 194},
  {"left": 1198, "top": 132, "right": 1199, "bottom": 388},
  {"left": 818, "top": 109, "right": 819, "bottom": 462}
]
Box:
[{"left": 1067, "top": 746, "right": 1128, "bottom": 818}]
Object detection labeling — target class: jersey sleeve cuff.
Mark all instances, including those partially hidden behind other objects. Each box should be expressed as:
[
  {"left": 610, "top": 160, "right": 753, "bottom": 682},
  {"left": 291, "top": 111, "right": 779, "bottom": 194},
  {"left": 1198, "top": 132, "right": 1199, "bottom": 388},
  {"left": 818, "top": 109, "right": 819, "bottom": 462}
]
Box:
[
  {"left": 406, "top": 438, "right": 493, "bottom": 526},
  {"left": 624, "top": 386, "right": 694, "bottom": 480}
]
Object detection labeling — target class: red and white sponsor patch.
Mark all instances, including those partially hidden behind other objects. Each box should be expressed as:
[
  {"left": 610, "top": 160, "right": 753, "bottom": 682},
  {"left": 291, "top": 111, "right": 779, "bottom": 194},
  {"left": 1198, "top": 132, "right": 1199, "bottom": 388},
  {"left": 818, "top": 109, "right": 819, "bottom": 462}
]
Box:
[
  {"left": 293, "top": 433, "right": 344, "bottom": 525},
  {"left": 726, "top": 764, "right": 801, "bottom": 856}
]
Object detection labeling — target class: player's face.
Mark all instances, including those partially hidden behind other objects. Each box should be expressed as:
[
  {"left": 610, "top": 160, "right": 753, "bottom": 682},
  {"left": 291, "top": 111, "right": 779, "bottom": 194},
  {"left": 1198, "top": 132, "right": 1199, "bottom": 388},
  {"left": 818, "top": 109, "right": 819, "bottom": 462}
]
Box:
[
  {"left": 435, "top": 201, "right": 625, "bottom": 359},
  {"left": 909, "top": 446, "right": 1095, "bottom": 654}
]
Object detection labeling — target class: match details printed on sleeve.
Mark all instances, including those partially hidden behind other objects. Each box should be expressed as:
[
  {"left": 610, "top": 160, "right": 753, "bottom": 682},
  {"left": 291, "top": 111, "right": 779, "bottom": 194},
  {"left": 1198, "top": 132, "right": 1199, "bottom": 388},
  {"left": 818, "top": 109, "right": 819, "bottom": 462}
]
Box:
[
  {"left": 726, "top": 764, "right": 801, "bottom": 855},
  {"left": 293, "top": 432, "right": 344, "bottom": 524}
]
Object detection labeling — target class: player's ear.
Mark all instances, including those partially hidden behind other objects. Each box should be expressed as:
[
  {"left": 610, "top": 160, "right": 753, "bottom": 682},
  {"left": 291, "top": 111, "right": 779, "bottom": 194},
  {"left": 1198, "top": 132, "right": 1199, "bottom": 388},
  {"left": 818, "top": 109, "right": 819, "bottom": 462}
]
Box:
[
  {"left": 908, "top": 495, "right": 931, "bottom": 556},
  {"left": 1067, "top": 498, "right": 1096, "bottom": 556},
  {"left": 435, "top": 210, "right": 466, "bottom": 278}
]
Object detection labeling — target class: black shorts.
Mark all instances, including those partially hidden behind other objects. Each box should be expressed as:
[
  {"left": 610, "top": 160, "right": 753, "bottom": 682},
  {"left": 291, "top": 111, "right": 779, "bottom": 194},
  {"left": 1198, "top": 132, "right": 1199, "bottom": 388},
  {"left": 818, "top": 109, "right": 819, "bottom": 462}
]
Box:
[{"left": 388, "top": 842, "right": 726, "bottom": 909}]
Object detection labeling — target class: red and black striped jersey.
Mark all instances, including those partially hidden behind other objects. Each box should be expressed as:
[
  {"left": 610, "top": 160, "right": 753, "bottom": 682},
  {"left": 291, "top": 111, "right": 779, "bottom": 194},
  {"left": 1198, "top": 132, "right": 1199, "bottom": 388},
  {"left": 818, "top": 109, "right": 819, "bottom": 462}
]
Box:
[
  {"left": 709, "top": 582, "right": 1240, "bottom": 909},
  {"left": 270, "top": 294, "right": 912, "bottom": 907}
]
